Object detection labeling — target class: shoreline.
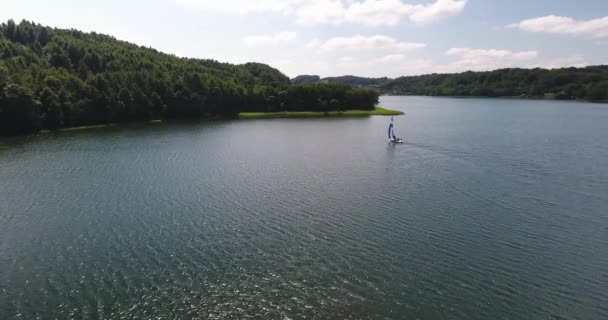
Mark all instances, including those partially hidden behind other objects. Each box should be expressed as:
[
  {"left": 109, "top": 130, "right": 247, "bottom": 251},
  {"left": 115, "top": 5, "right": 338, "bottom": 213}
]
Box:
[
  {"left": 39, "top": 120, "right": 164, "bottom": 134},
  {"left": 5, "top": 107, "right": 403, "bottom": 138},
  {"left": 28, "top": 106, "right": 403, "bottom": 136},
  {"left": 239, "top": 107, "right": 403, "bottom": 119},
  {"left": 383, "top": 94, "right": 608, "bottom": 104}
]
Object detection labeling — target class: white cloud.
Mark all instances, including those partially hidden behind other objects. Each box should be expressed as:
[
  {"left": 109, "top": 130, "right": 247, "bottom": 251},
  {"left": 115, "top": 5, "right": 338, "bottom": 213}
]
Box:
[
  {"left": 331, "top": 54, "right": 433, "bottom": 77},
  {"left": 305, "top": 38, "right": 322, "bottom": 49},
  {"left": 446, "top": 48, "right": 538, "bottom": 61},
  {"left": 340, "top": 0, "right": 416, "bottom": 27},
  {"left": 410, "top": 0, "right": 468, "bottom": 24},
  {"left": 337, "top": 56, "right": 357, "bottom": 63},
  {"left": 374, "top": 53, "right": 409, "bottom": 64},
  {"left": 304, "top": 0, "right": 467, "bottom": 27},
  {"left": 313, "top": 35, "right": 426, "bottom": 52},
  {"left": 371, "top": 54, "right": 434, "bottom": 74},
  {"left": 241, "top": 32, "right": 297, "bottom": 46},
  {"left": 295, "top": 0, "right": 347, "bottom": 25},
  {"left": 177, "top": 0, "right": 467, "bottom": 26},
  {"left": 508, "top": 15, "right": 608, "bottom": 38},
  {"left": 296, "top": 0, "right": 468, "bottom": 26},
  {"left": 270, "top": 59, "right": 297, "bottom": 69},
  {"left": 333, "top": 0, "right": 465, "bottom": 27},
  {"left": 175, "top": 0, "right": 302, "bottom": 14},
  {"left": 444, "top": 47, "right": 538, "bottom": 71}
]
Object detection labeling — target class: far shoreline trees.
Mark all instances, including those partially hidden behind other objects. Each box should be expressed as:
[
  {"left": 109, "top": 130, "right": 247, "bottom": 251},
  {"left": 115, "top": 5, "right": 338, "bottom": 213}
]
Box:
[{"left": 292, "top": 67, "right": 608, "bottom": 102}]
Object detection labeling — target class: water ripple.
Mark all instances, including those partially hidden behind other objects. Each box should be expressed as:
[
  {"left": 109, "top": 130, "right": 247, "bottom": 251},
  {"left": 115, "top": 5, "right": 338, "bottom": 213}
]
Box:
[{"left": 1, "top": 99, "right": 608, "bottom": 319}]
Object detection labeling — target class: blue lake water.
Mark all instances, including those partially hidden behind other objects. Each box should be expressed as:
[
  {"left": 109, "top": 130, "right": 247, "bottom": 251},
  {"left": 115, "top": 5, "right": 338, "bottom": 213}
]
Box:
[{"left": 1, "top": 96, "right": 607, "bottom": 319}]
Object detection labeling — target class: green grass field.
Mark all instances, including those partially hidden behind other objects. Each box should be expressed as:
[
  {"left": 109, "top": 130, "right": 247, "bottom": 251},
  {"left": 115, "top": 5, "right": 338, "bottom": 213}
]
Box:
[{"left": 239, "top": 107, "right": 404, "bottom": 119}]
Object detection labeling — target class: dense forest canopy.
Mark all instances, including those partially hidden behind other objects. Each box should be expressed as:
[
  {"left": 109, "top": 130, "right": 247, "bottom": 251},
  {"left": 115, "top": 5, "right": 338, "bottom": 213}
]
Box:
[
  {"left": 322, "top": 76, "right": 389, "bottom": 88},
  {"left": 294, "top": 67, "right": 608, "bottom": 101},
  {"left": 291, "top": 75, "right": 320, "bottom": 85},
  {"left": 0, "top": 20, "right": 378, "bottom": 136},
  {"left": 291, "top": 75, "right": 388, "bottom": 87},
  {"left": 381, "top": 67, "right": 608, "bottom": 100}
]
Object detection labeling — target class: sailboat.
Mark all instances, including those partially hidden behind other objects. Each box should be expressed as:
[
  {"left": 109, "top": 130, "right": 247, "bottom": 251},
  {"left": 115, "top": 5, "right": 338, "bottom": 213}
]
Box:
[{"left": 388, "top": 116, "right": 404, "bottom": 143}]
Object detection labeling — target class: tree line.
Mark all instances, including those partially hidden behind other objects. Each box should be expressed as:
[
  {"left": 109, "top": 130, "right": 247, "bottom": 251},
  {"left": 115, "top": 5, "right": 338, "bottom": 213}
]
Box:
[
  {"left": 380, "top": 67, "right": 608, "bottom": 101},
  {"left": 291, "top": 75, "right": 388, "bottom": 87},
  {"left": 293, "top": 67, "right": 608, "bottom": 102},
  {"left": 0, "top": 20, "right": 378, "bottom": 136}
]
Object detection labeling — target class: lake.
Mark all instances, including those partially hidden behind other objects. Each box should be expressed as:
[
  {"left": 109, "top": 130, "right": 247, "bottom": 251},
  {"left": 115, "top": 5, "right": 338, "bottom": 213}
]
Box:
[{"left": 1, "top": 96, "right": 607, "bottom": 319}]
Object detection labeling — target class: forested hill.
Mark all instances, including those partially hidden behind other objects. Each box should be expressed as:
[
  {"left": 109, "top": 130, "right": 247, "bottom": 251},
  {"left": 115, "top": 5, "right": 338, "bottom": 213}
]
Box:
[
  {"left": 291, "top": 75, "right": 388, "bottom": 87},
  {"left": 293, "top": 67, "right": 608, "bottom": 101},
  {"left": 0, "top": 20, "right": 378, "bottom": 136},
  {"left": 381, "top": 67, "right": 608, "bottom": 101},
  {"left": 323, "top": 76, "right": 389, "bottom": 87},
  {"left": 291, "top": 75, "right": 320, "bottom": 85}
]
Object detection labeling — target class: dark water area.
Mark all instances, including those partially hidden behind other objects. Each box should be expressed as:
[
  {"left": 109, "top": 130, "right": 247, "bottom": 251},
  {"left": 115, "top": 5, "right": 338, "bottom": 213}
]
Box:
[{"left": 1, "top": 96, "right": 607, "bottom": 319}]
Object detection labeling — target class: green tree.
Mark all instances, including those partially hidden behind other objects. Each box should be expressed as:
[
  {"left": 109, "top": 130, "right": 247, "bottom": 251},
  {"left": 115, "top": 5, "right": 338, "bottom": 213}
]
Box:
[
  {"left": 45, "top": 43, "right": 71, "bottom": 69},
  {"left": 40, "top": 86, "right": 63, "bottom": 128}
]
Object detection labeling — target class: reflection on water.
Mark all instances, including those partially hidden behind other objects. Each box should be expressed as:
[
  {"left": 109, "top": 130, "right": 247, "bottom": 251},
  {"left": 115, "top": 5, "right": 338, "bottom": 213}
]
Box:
[{"left": 1, "top": 97, "right": 607, "bottom": 319}]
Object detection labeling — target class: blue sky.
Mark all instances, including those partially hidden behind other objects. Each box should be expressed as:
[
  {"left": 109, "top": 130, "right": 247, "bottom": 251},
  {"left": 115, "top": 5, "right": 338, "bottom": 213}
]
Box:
[{"left": 2, "top": 0, "right": 607, "bottom": 77}]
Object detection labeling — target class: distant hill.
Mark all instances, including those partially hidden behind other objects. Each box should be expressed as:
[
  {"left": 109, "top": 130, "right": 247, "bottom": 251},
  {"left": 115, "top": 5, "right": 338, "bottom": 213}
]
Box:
[
  {"left": 322, "top": 76, "right": 390, "bottom": 87},
  {"left": 292, "top": 67, "right": 608, "bottom": 101},
  {"left": 291, "top": 75, "right": 389, "bottom": 87},
  {"left": 380, "top": 67, "right": 608, "bottom": 100},
  {"left": 291, "top": 75, "right": 320, "bottom": 85},
  {"left": 0, "top": 20, "right": 378, "bottom": 135}
]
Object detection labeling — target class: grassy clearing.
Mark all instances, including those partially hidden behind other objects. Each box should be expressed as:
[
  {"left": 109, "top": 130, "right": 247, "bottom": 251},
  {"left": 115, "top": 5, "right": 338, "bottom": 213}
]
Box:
[{"left": 239, "top": 107, "right": 403, "bottom": 119}]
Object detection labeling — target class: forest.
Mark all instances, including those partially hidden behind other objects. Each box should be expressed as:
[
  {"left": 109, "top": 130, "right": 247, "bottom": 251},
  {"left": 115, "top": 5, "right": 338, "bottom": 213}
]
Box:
[
  {"left": 294, "top": 67, "right": 608, "bottom": 101},
  {"left": 380, "top": 67, "right": 608, "bottom": 100},
  {"left": 0, "top": 20, "right": 378, "bottom": 136}
]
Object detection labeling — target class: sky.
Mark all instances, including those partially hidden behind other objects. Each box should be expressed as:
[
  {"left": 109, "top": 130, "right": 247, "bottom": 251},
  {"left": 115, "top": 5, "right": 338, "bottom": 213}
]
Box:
[{"left": 1, "top": 0, "right": 608, "bottom": 78}]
